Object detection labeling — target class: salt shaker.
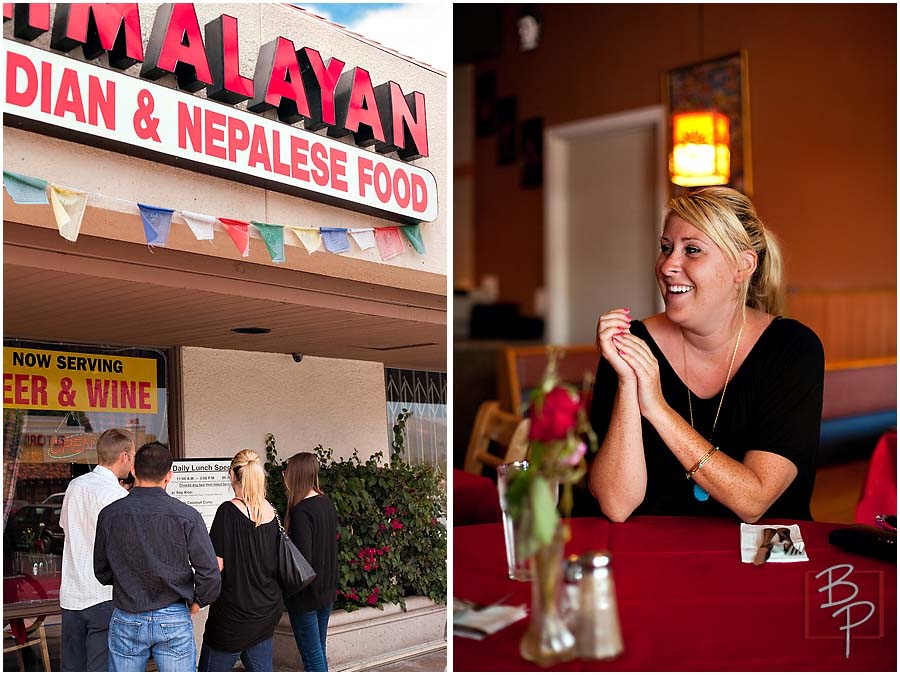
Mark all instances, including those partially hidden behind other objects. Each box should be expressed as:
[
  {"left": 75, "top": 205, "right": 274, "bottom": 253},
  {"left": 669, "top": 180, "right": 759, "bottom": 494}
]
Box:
[
  {"left": 574, "top": 551, "right": 623, "bottom": 660},
  {"left": 561, "top": 554, "right": 582, "bottom": 630}
]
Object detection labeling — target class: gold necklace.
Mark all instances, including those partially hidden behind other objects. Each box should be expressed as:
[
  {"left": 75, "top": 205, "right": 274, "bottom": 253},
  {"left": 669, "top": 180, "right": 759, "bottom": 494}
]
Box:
[
  {"left": 683, "top": 322, "right": 744, "bottom": 502},
  {"left": 683, "top": 322, "right": 744, "bottom": 441}
]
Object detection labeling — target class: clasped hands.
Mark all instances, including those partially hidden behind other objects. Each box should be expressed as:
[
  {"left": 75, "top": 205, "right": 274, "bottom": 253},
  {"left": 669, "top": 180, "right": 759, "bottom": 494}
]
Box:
[{"left": 596, "top": 308, "right": 666, "bottom": 420}]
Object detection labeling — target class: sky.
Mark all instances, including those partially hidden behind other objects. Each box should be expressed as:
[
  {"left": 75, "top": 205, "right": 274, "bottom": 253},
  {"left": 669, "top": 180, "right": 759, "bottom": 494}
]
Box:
[{"left": 297, "top": 3, "right": 452, "bottom": 72}]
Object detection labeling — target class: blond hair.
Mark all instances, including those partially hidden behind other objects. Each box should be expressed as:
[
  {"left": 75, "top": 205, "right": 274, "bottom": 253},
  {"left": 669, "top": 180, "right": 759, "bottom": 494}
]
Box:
[
  {"left": 666, "top": 186, "right": 785, "bottom": 316},
  {"left": 96, "top": 428, "right": 134, "bottom": 466},
  {"left": 231, "top": 449, "right": 267, "bottom": 526}
]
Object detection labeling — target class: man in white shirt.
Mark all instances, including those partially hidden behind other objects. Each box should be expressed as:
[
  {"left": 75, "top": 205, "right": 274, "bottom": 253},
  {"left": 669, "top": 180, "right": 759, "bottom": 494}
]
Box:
[{"left": 59, "top": 428, "right": 134, "bottom": 671}]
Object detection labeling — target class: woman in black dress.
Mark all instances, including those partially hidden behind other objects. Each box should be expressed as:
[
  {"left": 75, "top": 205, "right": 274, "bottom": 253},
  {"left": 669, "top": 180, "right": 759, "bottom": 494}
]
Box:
[
  {"left": 198, "top": 450, "right": 282, "bottom": 671},
  {"left": 589, "top": 186, "right": 824, "bottom": 522},
  {"left": 283, "top": 452, "right": 338, "bottom": 672}
]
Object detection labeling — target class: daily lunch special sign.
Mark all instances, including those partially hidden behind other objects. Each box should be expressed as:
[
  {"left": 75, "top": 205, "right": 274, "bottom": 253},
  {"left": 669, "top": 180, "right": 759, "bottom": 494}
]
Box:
[
  {"left": 167, "top": 459, "right": 234, "bottom": 530},
  {"left": 3, "top": 347, "right": 158, "bottom": 413},
  {"left": 3, "top": 4, "right": 438, "bottom": 224}
]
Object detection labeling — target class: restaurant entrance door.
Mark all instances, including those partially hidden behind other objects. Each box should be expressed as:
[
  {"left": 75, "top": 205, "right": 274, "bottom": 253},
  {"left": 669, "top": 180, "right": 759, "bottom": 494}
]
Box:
[{"left": 545, "top": 106, "right": 667, "bottom": 344}]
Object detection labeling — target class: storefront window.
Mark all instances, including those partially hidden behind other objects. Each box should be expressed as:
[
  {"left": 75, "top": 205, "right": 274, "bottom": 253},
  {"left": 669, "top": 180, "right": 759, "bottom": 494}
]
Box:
[
  {"left": 385, "top": 368, "right": 446, "bottom": 471},
  {"left": 3, "top": 340, "right": 170, "bottom": 611}
]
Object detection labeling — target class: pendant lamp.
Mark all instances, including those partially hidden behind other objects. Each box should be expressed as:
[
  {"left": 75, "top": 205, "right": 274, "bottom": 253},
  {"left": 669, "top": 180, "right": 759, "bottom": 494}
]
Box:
[{"left": 670, "top": 110, "right": 730, "bottom": 187}]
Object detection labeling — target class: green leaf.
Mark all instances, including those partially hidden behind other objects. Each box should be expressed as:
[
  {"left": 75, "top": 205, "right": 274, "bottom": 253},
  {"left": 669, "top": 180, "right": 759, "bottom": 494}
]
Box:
[{"left": 531, "top": 476, "right": 559, "bottom": 546}]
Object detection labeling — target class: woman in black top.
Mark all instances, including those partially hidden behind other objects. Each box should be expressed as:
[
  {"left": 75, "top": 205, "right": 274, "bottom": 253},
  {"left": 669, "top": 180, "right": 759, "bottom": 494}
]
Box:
[
  {"left": 589, "top": 187, "right": 824, "bottom": 522},
  {"left": 199, "top": 450, "right": 282, "bottom": 671},
  {"left": 283, "top": 452, "right": 338, "bottom": 672}
]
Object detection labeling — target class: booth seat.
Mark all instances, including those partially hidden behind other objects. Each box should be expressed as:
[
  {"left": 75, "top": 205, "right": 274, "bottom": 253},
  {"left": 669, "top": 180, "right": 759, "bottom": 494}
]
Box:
[{"left": 818, "top": 358, "right": 896, "bottom": 465}]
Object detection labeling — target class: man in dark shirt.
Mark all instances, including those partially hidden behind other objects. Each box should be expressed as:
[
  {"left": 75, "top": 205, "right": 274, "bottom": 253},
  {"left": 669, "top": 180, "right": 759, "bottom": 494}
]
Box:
[{"left": 94, "top": 442, "right": 220, "bottom": 672}]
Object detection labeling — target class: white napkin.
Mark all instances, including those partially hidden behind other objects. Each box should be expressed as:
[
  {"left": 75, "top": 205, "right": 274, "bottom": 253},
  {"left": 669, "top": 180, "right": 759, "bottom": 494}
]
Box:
[
  {"left": 740, "top": 523, "right": 809, "bottom": 563},
  {"left": 453, "top": 599, "right": 528, "bottom": 640}
]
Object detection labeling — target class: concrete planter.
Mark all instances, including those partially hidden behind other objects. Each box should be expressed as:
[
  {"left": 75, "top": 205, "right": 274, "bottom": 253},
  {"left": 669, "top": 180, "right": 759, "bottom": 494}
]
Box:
[{"left": 273, "top": 597, "right": 447, "bottom": 671}]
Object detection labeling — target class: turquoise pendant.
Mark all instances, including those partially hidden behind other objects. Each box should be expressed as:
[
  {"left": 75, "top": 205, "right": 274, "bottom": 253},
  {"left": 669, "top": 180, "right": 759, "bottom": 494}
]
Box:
[{"left": 693, "top": 484, "right": 710, "bottom": 502}]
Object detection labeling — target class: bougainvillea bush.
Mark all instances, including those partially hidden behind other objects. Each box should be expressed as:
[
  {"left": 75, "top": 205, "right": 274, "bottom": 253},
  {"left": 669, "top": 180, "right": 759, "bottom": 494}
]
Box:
[{"left": 265, "top": 410, "right": 446, "bottom": 612}]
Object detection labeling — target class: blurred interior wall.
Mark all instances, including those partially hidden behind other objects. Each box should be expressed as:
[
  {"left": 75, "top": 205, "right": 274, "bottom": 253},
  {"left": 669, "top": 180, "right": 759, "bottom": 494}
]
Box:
[{"left": 456, "top": 4, "right": 896, "bottom": 360}]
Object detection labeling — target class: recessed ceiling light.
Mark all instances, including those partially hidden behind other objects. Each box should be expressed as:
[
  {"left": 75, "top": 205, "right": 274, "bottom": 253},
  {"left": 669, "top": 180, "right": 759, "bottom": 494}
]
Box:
[{"left": 231, "top": 327, "right": 271, "bottom": 334}]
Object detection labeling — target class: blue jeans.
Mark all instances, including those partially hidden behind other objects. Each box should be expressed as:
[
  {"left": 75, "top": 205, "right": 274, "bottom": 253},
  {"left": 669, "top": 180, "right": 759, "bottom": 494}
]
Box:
[
  {"left": 288, "top": 605, "right": 332, "bottom": 672},
  {"left": 197, "top": 637, "right": 273, "bottom": 672},
  {"left": 108, "top": 603, "right": 196, "bottom": 672}
]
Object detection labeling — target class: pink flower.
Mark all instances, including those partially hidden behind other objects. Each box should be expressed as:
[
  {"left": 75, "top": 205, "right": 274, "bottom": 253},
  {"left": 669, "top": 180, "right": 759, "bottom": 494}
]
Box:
[
  {"left": 563, "top": 441, "right": 587, "bottom": 467},
  {"left": 336, "top": 533, "right": 341, "bottom": 541},
  {"left": 528, "top": 387, "right": 581, "bottom": 441},
  {"left": 378, "top": 523, "right": 386, "bottom": 531},
  {"left": 384, "top": 506, "right": 397, "bottom": 516},
  {"left": 430, "top": 517, "right": 437, "bottom": 526},
  {"left": 366, "top": 589, "right": 379, "bottom": 605},
  {"left": 391, "top": 520, "right": 404, "bottom": 530}
]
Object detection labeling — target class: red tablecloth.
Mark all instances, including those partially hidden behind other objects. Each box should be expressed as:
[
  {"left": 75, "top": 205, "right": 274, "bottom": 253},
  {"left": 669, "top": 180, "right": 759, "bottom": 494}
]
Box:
[
  {"left": 453, "top": 468, "right": 502, "bottom": 526},
  {"left": 454, "top": 517, "right": 897, "bottom": 671},
  {"left": 856, "top": 429, "right": 897, "bottom": 525},
  {"left": 3, "top": 572, "right": 61, "bottom": 644}
]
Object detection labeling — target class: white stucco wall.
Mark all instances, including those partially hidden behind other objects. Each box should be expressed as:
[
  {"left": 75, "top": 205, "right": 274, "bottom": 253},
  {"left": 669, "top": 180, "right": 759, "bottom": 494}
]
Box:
[{"left": 180, "top": 346, "right": 388, "bottom": 462}]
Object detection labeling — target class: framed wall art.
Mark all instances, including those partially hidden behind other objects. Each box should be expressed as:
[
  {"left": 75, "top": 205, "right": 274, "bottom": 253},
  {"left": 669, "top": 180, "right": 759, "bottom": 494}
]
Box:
[{"left": 663, "top": 50, "right": 753, "bottom": 195}]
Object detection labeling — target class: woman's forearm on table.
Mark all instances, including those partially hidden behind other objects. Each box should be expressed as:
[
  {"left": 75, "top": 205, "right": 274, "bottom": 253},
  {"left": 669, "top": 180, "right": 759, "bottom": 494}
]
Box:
[
  {"left": 645, "top": 403, "right": 794, "bottom": 522},
  {"left": 590, "top": 382, "right": 647, "bottom": 522}
]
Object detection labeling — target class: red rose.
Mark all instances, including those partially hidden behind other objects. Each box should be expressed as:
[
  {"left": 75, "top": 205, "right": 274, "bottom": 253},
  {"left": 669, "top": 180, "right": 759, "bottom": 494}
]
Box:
[{"left": 528, "top": 387, "right": 580, "bottom": 442}]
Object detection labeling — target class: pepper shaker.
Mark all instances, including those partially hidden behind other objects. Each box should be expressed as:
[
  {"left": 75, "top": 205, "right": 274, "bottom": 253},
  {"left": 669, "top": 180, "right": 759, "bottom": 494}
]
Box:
[{"left": 574, "top": 551, "right": 624, "bottom": 660}]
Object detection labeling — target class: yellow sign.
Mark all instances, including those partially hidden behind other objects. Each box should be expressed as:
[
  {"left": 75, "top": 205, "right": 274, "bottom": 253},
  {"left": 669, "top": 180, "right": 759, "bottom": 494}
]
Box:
[{"left": 3, "top": 348, "right": 158, "bottom": 413}]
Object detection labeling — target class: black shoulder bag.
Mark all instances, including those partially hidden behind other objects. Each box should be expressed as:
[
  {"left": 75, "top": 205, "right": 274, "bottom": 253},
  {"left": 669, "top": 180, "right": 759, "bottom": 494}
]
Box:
[{"left": 273, "top": 508, "right": 317, "bottom": 595}]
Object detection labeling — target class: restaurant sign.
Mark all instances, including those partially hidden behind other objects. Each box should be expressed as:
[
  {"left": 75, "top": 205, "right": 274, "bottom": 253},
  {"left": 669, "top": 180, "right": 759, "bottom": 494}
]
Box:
[
  {"left": 3, "top": 347, "right": 158, "bottom": 413},
  {"left": 2, "top": 3, "right": 438, "bottom": 223}
]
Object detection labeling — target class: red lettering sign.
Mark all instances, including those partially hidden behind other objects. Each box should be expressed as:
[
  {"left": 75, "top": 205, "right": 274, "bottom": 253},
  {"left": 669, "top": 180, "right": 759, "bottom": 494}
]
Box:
[
  {"left": 205, "top": 14, "right": 253, "bottom": 104},
  {"left": 50, "top": 4, "right": 142, "bottom": 69},
  {"left": 7, "top": 3, "right": 50, "bottom": 41},
  {"left": 249, "top": 37, "right": 312, "bottom": 122},
  {"left": 142, "top": 3, "right": 213, "bottom": 91}
]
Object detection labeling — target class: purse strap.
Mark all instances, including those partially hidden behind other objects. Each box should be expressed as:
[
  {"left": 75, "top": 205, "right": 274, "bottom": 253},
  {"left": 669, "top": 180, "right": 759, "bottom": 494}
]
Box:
[{"left": 273, "top": 505, "right": 286, "bottom": 533}]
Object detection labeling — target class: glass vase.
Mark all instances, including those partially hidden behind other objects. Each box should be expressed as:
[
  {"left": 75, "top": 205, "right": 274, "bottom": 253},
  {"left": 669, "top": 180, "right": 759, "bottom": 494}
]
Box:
[{"left": 519, "top": 524, "right": 576, "bottom": 666}]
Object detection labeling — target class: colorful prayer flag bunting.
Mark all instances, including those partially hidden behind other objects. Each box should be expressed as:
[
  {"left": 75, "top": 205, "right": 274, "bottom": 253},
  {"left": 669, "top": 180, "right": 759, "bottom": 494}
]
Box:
[
  {"left": 181, "top": 210, "right": 216, "bottom": 240},
  {"left": 349, "top": 228, "right": 376, "bottom": 251},
  {"left": 251, "top": 221, "right": 285, "bottom": 263},
  {"left": 321, "top": 227, "right": 350, "bottom": 254},
  {"left": 374, "top": 227, "right": 405, "bottom": 260},
  {"left": 49, "top": 186, "right": 89, "bottom": 242},
  {"left": 401, "top": 224, "right": 426, "bottom": 254},
  {"left": 290, "top": 227, "right": 322, "bottom": 254},
  {"left": 138, "top": 203, "right": 175, "bottom": 247},
  {"left": 218, "top": 217, "right": 250, "bottom": 256},
  {"left": 3, "top": 171, "right": 48, "bottom": 204}
]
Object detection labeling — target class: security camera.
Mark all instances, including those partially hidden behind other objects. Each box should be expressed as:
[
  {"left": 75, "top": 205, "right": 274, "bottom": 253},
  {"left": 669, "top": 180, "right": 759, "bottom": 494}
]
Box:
[{"left": 291, "top": 353, "right": 304, "bottom": 363}]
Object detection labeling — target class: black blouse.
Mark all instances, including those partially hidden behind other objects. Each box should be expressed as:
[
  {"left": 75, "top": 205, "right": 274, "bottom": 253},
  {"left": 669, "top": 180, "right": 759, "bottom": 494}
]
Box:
[
  {"left": 285, "top": 494, "right": 339, "bottom": 613},
  {"left": 202, "top": 501, "right": 283, "bottom": 652},
  {"left": 589, "top": 317, "right": 824, "bottom": 521}
]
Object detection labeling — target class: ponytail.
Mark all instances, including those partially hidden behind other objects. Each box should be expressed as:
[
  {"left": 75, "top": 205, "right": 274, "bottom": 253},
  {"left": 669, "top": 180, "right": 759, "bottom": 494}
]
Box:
[
  {"left": 231, "top": 449, "right": 267, "bottom": 526},
  {"left": 666, "top": 186, "right": 786, "bottom": 316}
]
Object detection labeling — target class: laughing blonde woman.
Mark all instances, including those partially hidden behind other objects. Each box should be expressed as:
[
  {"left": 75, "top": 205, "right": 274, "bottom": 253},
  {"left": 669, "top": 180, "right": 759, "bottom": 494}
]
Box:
[{"left": 589, "top": 187, "right": 824, "bottom": 523}]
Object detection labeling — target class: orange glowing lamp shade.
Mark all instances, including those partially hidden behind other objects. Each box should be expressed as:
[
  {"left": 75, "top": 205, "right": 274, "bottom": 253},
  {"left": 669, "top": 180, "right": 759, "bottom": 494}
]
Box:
[{"left": 670, "top": 111, "right": 731, "bottom": 187}]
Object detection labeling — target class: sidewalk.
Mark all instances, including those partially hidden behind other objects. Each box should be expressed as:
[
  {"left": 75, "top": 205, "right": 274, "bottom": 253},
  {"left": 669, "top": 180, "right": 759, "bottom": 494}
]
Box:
[{"left": 4, "top": 616, "right": 447, "bottom": 672}]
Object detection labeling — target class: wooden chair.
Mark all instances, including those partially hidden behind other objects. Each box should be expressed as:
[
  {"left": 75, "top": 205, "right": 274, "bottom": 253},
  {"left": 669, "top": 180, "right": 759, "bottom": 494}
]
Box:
[
  {"left": 498, "top": 344, "right": 600, "bottom": 415},
  {"left": 4, "top": 621, "right": 51, "bottom": 672},
  {"left": 463, "top": 400, "right": 531, "bottom": 475}
]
